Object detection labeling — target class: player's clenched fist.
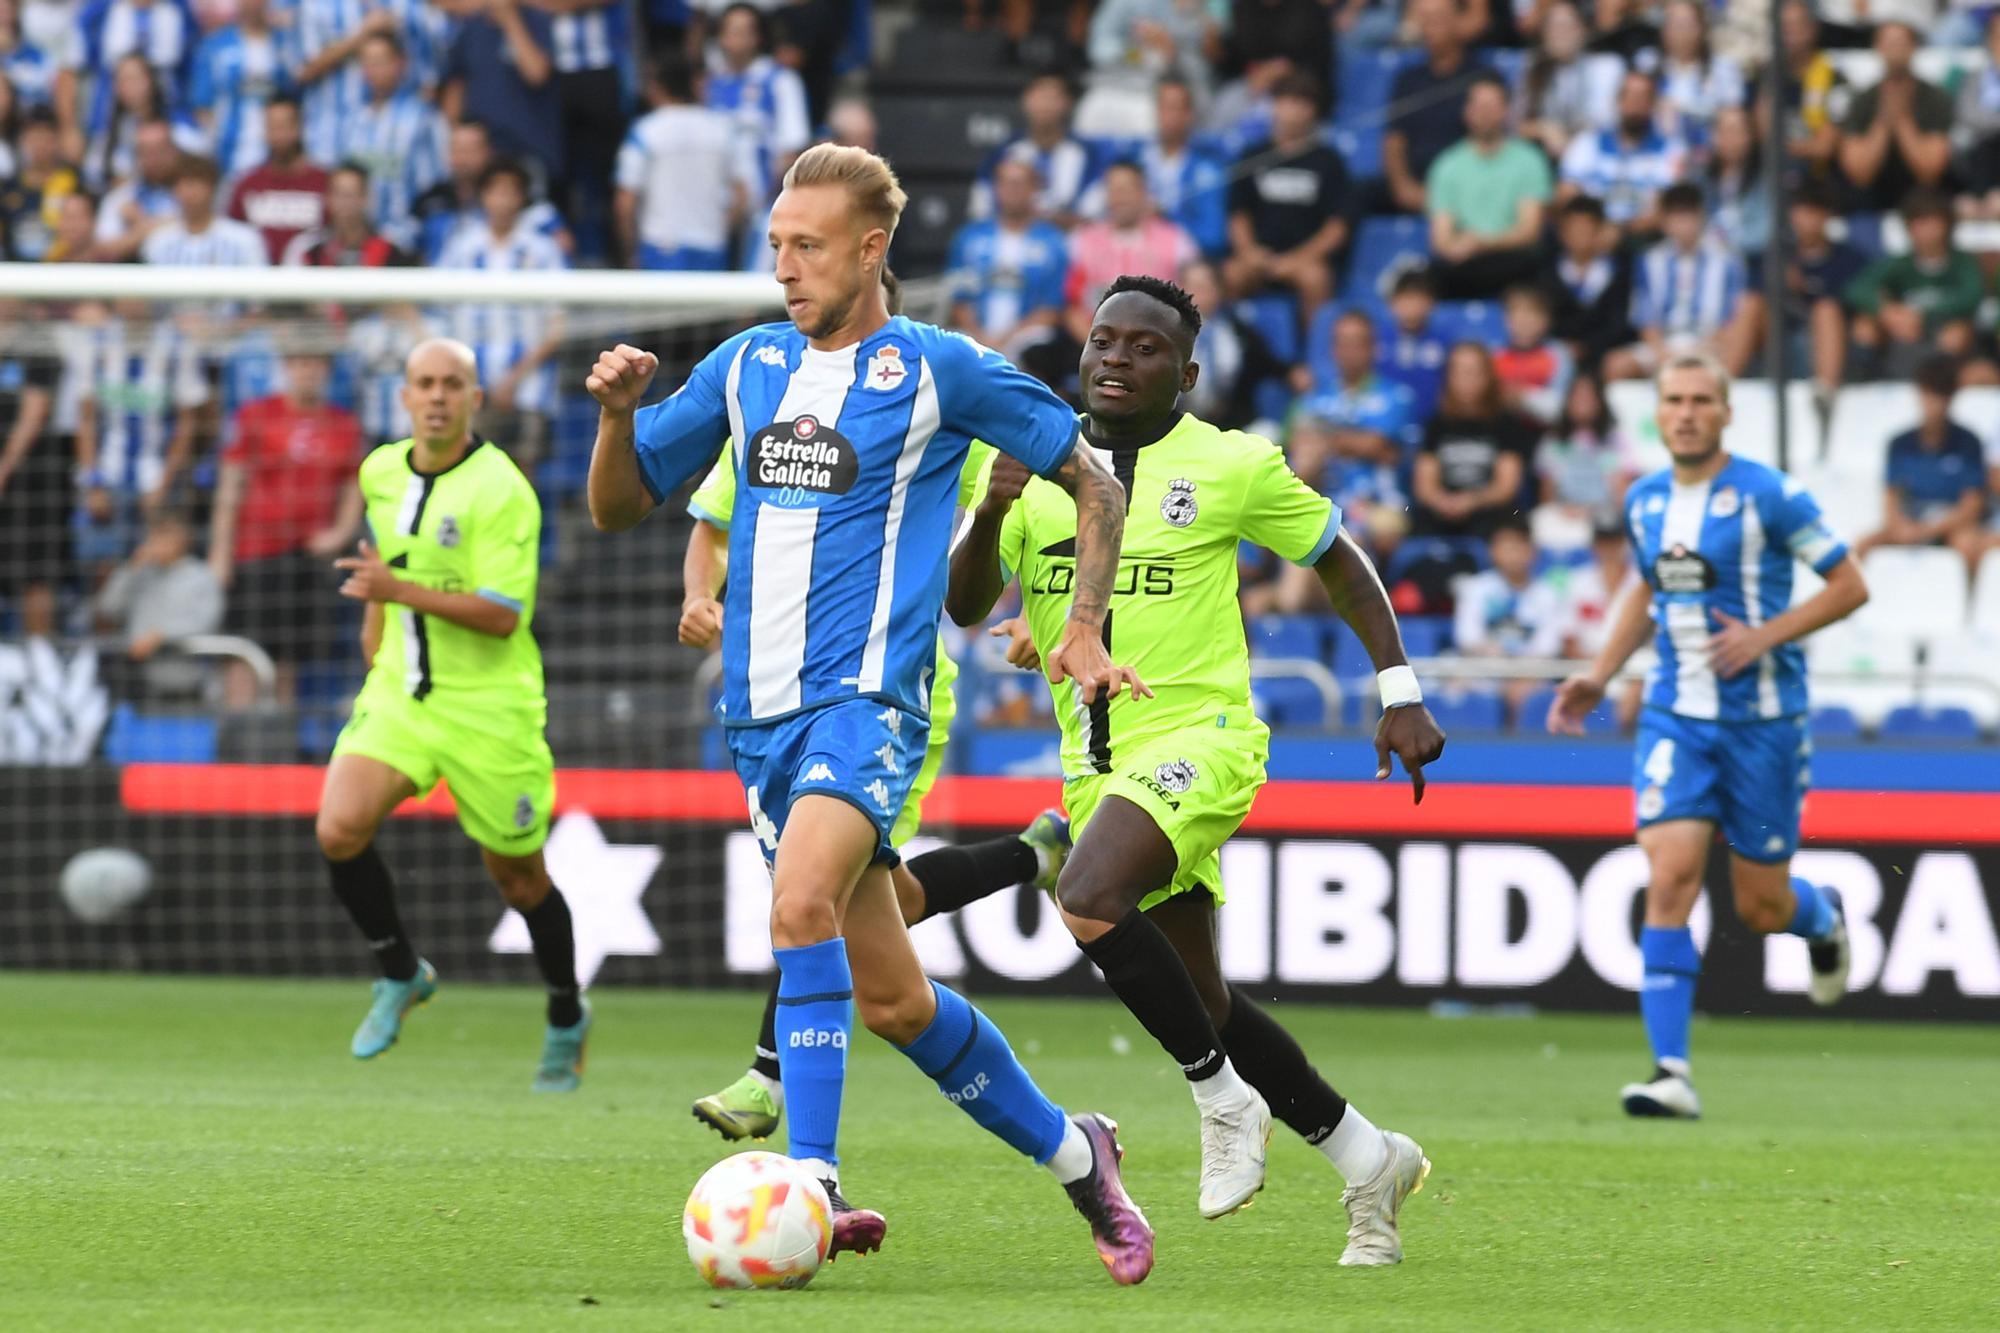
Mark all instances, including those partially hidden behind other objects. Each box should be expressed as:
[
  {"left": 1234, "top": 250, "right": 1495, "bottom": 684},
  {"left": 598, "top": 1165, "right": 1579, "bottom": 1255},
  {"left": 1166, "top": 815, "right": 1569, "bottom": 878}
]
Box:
[{"left": 587, "top": 344, "right": 659, "bottom": 414}]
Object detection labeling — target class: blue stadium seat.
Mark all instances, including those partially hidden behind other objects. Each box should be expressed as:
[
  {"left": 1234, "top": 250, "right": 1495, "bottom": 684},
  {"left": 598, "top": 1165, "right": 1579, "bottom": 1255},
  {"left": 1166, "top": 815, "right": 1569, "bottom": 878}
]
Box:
[
  {"left": 1383, "top": 535, "right": 1491, "bottom": 587},
  {"left": 1398, "top": 614, "right": 1452, "bottom": 659},
  {"left": 1328, "top": 123, "right": 1382, "bottom": 181},
  {"left": 1252, "top": 676, "right": 1329, "bottom": 728},
  {"left": 1335, "top": 49, "right": 1412, "bottom": 126},
  {"left": 1316, "top": 615, "right": 1374, "bottom": 678},
  {"left": 1252, "top": 378, "right": 1295, "bottom": 423},
  {"left": 1841, "top": 213, "right": 1887, "bottom": 261},
  {"left": 1879, "top": 705, "right": 1981, "bottom": 741},
  {"left": 1241, "top": 292, "right": 1302, "bottom": 364},
  {"left": 1342, "top": 216, "right": 1431, "bottom": 307},
  {"left": 1424, "top": 692, "right": 1505, "bottom": 733},
  {"left": 1516, "top": 686, "right": 1612, "bottom": 734},
  {"left": 1248, "top": 614, "right": 1323, "bottom": 661},
  {"left": 1810, "top": 706, "right": 1863, "bottom": 741},
  {"left": 1302, "top": 298, "right": 1390, "bottom": 387},
  {"left": 1437, "top": 300, "right": 1505, "bottom": 347},
  {"left": 103, "top": 706, "right": 218, "bottom": 764}
]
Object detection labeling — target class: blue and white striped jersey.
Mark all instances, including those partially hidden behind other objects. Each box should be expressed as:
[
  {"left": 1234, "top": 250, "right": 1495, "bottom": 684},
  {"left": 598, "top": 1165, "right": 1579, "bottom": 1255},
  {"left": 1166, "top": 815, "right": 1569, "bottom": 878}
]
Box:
[
  {"left": 68, "top": 0, "right": 199, "bottom": 105},
  {"left": 435, "top": 221, "right": 569, "bottom": 417},
  {"left": 64, "top": 317, "right": 209, "bottom": 494},
  {"left": 1625, "top": 456, "right": 1848, "bottom": 723},
  {"left": 703, "top": 52, "right": 810, "bottom": 195},
  {"left": 336, "top": 90, "right": 449, "bottom": 249},
  {"left": 1632, "top": 237, "right": 1747, "bottom": 342},
  {"left": 633, "top": 317, "right": 1080, "bottom": 726},
  {"left": 294, "top": 0, "right": 449, "bottom": 165},
  {"left": 140, "top": 216, "right": 269, "bottom": 267},
  {"left": 969, "top": 134, "right": 1104, "bottom": 221},
  {"left": 549, "top": 0, "right": 625, "bottom": 74},
  {"left": 190, "top": 25, "right": 295, "bottom": 178},
  {"left": 5, "top": 43, "right": 58, "bottom": 107}
]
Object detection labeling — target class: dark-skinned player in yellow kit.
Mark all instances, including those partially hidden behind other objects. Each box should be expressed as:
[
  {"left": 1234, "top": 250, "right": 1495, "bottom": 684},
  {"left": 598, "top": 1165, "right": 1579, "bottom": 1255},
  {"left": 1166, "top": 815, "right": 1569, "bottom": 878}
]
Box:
[{"left": 949, "top": 276, "right": 1448, "bottom": 1264}]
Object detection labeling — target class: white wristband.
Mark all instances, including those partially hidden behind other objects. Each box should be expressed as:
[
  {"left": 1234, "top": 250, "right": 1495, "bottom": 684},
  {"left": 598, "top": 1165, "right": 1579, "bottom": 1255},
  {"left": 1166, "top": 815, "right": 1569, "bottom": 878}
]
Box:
[{"left": 1377, "top": 665, "right": 1423, "bottom": 710}]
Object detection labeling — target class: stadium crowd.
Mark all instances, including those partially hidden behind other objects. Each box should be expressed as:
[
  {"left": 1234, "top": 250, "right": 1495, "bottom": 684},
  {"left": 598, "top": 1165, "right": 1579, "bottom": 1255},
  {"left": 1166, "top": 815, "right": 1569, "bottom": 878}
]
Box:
[{"left": 4, "top": 0, "right": 2000, "bottom": 742}]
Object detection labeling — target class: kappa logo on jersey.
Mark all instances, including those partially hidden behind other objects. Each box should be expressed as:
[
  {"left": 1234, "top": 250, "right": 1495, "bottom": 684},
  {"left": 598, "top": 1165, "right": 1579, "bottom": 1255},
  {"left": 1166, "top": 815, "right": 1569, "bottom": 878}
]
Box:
[
  {"left": 749, "top": 415, "right": 859, "bottom": 497},
  {"left": 1154, "top": 758, "right": 1198, "bottom": 794},
  {"left": 1708, "top": 486, "right": 1741, "bottom": 518},
  {"left": 753, "top": 344, "right": 788, "bottom": 368},
  {"left": 436, "top": 514, "right": 461, "bottom": 548},
  {"left": 864, "top": 343, "right": 906, "bottom": 391},
  {"left": 1653, "top": 543, "right": 1717, "bottom": 594},
  {"left": 1160, "top": 477, "right": 1198, "bottom": 527}
]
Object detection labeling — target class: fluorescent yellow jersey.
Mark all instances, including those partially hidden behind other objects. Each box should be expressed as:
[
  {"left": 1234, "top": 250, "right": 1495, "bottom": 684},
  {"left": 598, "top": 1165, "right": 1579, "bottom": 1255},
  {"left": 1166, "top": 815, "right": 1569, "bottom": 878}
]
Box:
[
  {"left": 978, "top": 412, "right": 1339, "bottom": 779},
  {"left": 357, "top": 439, "right": 545, "bottom": 711},
  {"left": 688, "top": 439, "right": 994, "bottom": 726}
]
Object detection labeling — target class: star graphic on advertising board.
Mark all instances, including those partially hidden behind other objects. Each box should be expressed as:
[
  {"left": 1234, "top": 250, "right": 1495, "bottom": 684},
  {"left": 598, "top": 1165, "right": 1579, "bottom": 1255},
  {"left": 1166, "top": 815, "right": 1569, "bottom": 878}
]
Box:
[{"left": 489, "top": 812, "right": 662, "bottom": 985}]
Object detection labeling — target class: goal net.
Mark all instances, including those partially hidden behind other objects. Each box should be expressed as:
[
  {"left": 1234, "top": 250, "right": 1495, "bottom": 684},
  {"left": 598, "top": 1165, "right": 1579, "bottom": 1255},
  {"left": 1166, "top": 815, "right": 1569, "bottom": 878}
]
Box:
[{"left": 0, "top": 264, "right": 961, "bottom": 990}]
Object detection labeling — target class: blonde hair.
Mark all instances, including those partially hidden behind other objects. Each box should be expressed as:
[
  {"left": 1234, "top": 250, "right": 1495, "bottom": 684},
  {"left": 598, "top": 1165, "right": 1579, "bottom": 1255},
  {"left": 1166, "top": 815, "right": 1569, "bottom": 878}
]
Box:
[
  {"left": 782, "top": 143, "right": 908, "bottom": 236},
  {"left": 1656, "top": 349, "right": 1731, "bottom": 404}
]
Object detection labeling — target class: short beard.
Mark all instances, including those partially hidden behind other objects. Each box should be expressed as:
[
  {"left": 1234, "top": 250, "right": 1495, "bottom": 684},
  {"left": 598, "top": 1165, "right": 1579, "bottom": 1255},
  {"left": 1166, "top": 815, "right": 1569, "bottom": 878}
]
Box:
[
  {"left": 1669, "top": 435, "right": 1723, "bottom": 467},
  {"left": 799, "top": 283, "right": 859, "bottom": 341}
]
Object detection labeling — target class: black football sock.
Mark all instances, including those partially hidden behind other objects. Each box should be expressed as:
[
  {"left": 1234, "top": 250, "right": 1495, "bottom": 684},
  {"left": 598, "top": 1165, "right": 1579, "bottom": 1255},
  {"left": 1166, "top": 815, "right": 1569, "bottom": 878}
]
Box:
[
  {"left": 520, "top": 888, "right": 583, "bottom": 1027},
  {"left": 907, "top": 836, "right": 1042, "bottom": 923},
  {"left": 752, "top": 982, "right": 781, "bottom": 1081},
  {"left": 326, "top": 844, "right": 418, "bottom": 982},
  {"left": 1219, "top": 987, "right": 1350, "bottom": 1144},
  {"left": 1078, "top": 909, "right": 1227, "bottom": 1081}
]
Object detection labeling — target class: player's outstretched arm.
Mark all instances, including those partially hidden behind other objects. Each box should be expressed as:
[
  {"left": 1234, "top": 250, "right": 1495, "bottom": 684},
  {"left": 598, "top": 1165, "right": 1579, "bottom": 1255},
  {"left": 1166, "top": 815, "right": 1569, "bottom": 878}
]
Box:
[
  {"left": 1313, "top": 530, "right": 1446, "bottom": 802},
  {"left": 1042, "top": 444, "right": 1150, "bottom": 703},
  {"left": 1549, "top": 573, "right": 1654, "bottom": 735},
  {"left": 1709, "top": 554, "right": 1868, "bottom": 679},
  {"left": 585, "top": 343, "right": 661, "bottom": 533},
  {"left": 945, "top": 453, "right": 1028, "bottom": 627}
]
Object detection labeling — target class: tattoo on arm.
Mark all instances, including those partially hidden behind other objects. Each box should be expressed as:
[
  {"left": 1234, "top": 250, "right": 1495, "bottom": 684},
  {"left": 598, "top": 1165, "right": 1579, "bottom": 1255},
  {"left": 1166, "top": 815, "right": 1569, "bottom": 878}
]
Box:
[{"left": 1051, "top": 448, "right": 1125, "bottom": 629}]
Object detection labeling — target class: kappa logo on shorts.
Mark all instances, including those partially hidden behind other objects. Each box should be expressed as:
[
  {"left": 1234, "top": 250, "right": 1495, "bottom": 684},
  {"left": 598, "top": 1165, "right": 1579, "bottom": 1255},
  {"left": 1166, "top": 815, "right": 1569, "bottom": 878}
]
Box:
[
  {"left": 436, "top": 515, "right": 461, "bottom": 548},
  {"left": 1765, "top": 834, "right": 1786, "bottom": 855},
  {"left": 874, "top": 742, "right": 900, "bottom": 776},
  {"left": 801, "top": 762, "right": 835, "bottom": 784},
  {"left": 877, "top": 707, "right": 902, "bottom": 738},
  {"left": 1154, "top": 759, "right": 1198, "bottom": 794},
  {"left": 1160, "top": 478, "right": 1198, "bottom": 528},
  {"left": 514, "top": 793, "right": 534, "bottom": 828},
  {"left": 753, "top": 344, "right": 788, "bottom": 368},
  {"left": 865, "top": 778, "right": 892, "bottom": 811}
]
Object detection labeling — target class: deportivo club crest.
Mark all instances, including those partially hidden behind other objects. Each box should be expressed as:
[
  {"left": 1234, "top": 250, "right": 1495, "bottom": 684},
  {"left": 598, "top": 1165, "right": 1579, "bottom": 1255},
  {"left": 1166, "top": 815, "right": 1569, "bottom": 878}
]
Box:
[
  {"left": 436, "top": 515, "right": 461, "bottom": 548},
  {"left": 1155, "top": 759, "right": 1198, "bottom": 793},
  {"left": 1161, "top": 478, "right": 1197, "bottom": 527}
]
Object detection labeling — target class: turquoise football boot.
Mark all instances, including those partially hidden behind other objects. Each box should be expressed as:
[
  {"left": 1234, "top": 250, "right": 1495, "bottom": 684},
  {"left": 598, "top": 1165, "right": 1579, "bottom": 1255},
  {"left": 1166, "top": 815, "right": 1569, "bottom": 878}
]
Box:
[
  {"left": 351, "top": 959, "right": 438, "bottom": 1059},
  {"left": 533, "top": 999, "right": 593, "bottom": 1093}
]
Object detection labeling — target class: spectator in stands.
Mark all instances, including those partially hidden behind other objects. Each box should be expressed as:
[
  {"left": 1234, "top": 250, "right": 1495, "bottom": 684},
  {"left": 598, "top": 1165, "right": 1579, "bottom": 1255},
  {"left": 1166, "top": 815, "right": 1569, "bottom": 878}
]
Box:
[
  {"left": 971, "top": 71, "right": 1099, "bottom": 226},
  {"left": 92, "top": 117, "right": 183, "bottom": 260},
  {"left": 1534, "top": 367, "right": 1638, "bottom": 550},
  {"left": 1427, "top": 71, "right": 1553, "bottom": 301},
  {"left": 188, "top": 0, "right": 292, "bottom": 181},
  {"left": 1704, "top": 105, "right": 1769, "bottom": 258},
  {"left": 946, "top": 156, "right": 1067, "bottom": 370},
  {"left": 1838, "top": 20, "right": 1952, "bottom": 214},
  {"left": 56, "top": 0, "right": 198, "bottom": 166},
  {"left": 1606, "top": 182, "right": 1760, "bottom": 381},
  {"left": 1287, "top": 309, "right": 1416, "bottom": 554},
  {"left": 1847, "top": 187, "right": 1987, "bottom": 381},
  {"left": 141, "top": 154, "right": 267, "bottom": 269},
  {"left": 1547, "top": 193, "right": 1634, "bottom": 366},
  {"left": 1762, "top": 0, "right": 1847, "bottom": 189},
  {"left": 824, "top": 93, "right": 876, "bottom": 151},
  {"left": 1064, "top": 160, "right": 1198, "bottom": 342},
  {"left": 1451, "top": 514, "right": 1568, "bottom": 717},
  {"left": 208, "top": 347, "right": 362, "bottom": 707},
  {"left": 91, "top": 511, "right": 222, "bottom": 701},
  {"left": 1412, "top": 340, "right": 1534, "bottom": 541},
  {"left": 1778, "top": 177, "right": 1864, "bottom": 402},
  {"left": 615, "top": 48, "right": 752, "bottom": 271},
  {"left": 1, "top": 107, "right": 78, "bottom": 259},
  {"left": 225, "top": 98, "right": 327, "bottom": 266},
  {"left": 283, "top": 161, "right": 412, "bottom": 266},
  {"left": 414, "top": 120, "right": 568, "bottom": 265},
  {"left": 1494, "top": 284, "right": 1572, "bottom": 426},
  {"left": 705, "top": 2, "right": 811, "bottom": 202},
  {"left": 1556, "top": 520, "right": 1633, "bottom": 660},
  {"left": 1383, "top": 0, "right": 1480, "bottom": 216},
  {"left": 1222, "top": 72, "right": 1349, "bottom": 314},
  {"left": 1141, "top": 74, "right": 1229, "bottom": 258},
  {"left": 1951, "top": 13, "right": 2000, "bottom": 168},
  {"left": 1587, "top": 0, "right": 1659, "bottom": 64},
  {"left": 295, "top": 0, "right": 450, "bottom": 168},
  {"left": 1558, "top": 69, "right": 1686, "bottom": 239},
  {"left": 442, "top": 0, "right": 563, "bottom": 190},
  {"left": 0, "top": 0, "right": 57, "bottom": 113},
  {"left": 335, "top": 30, "right": 449, "bottom": 251},
  {"left": 1177, "top": 258, "right": 1302, "bottom": 431},
  {"left": 46, "top": 189, "right": 102, "bottom": 263},
  {"left": 0, "top": 325, "right": 60, "bottom": 636},
  {"left": 81, "top": 51, "right": 200, "bottom": 191},
  {"left": 67, "top": 298, "right": 210, "bottom": 577},
  {"left": 1515, "top": 1, "right": 1621, "bottom": 164},
  {"left": 1086, "top": 0, "right": 1222, "bottom": 100},
  {"left": 1856, "top": 354, "right": 1989, "bottom": 571},
  {"left": 1221, "top": 0, "right": 1333, "bottom": 103},
  {"left": 435, "top": 158, "right": 568, "bottom": 471},
  {"left": 1652, "top": 0, "right": 1744, "bottom": 147},
  {"left": 1379, "top": 266, "right": 1449, "bottom": 420},
  {"left": 540, "top": 0, "right": 631, "bottom": 259}
]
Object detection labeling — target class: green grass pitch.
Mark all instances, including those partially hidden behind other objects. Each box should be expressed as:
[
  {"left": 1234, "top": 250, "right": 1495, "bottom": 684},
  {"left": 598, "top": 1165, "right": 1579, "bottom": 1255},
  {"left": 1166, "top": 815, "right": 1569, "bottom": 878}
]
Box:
[{"left": 3, "top": 974, "right": 1996, "bottom": 1331}]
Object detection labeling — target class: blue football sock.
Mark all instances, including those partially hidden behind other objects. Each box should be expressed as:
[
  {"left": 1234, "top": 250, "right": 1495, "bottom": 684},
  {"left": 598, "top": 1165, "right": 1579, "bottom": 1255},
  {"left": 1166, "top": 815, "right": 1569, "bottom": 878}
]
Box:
[
  {"left": 1639, "top": 926, "right": 1700, "bottom": 1072},
  {"left": 773, "top": 938, "right": 852, "bottom": 1169},
  {"left": 898, "top": 981, "right": 1067, "bottom": 1164},
  {"left": 1785, "top": 877, "right": 1836, "bottom": 940}
]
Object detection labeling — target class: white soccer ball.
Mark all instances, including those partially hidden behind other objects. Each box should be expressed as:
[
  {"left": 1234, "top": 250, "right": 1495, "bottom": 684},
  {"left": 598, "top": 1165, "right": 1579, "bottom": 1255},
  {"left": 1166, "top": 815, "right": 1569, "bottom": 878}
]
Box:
[
  {"left": 58, "top": 847, "right": 153, "bottom": 924},
  {"left": 683, "top": 1151, "right": 831, "bottom": 1290}
]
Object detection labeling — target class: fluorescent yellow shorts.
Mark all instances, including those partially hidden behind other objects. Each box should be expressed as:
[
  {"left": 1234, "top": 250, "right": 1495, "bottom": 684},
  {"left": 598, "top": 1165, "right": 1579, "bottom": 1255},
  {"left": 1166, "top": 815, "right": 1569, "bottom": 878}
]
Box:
[
  {"left": 332, "top": 688, "right": 555, "bottom": 856},
  {"left": 890, "top": 669, "right": 956, "bottom": 847},
  {"left": 1064, "top": 725, "right": 1268, "bottom": 913}
]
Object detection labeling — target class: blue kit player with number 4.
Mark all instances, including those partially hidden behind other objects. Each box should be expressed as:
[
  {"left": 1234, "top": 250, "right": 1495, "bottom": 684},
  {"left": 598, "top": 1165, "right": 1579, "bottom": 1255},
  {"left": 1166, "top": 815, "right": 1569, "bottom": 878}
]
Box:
[
  {"left": 1548, "top": 351, "right": 1869, "bottom": 1120},
  {"left": 584, "top": 143, "right": 1158, "bottom": 1284}
]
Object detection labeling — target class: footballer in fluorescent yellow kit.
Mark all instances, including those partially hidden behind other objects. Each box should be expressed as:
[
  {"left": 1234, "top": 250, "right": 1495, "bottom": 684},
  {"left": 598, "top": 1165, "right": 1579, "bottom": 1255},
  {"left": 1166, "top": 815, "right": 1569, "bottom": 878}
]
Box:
[
  {"left": 316, "top": 338, "right": 589, "bottom": 1092},
  {"left": 950, "top": 276, "right": 1447, "bottom": 1262}
]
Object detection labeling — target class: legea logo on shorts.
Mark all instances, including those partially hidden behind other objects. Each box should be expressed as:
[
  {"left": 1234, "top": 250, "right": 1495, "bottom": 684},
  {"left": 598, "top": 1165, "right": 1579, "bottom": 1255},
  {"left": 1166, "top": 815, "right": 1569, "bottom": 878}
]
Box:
[{"left": 751, "top": 414, "right": 859, "bottom": 501}]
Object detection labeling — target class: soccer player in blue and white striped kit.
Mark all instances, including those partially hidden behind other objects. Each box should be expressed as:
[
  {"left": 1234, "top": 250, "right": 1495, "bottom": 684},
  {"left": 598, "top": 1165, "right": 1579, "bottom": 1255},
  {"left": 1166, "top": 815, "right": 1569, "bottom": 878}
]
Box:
[
  {"left": 1549, "top": 352, "right": 1868, "bottom": 1120},
  {"left": 586, "top": 143, "right": 1157, "bottom": 1283}
]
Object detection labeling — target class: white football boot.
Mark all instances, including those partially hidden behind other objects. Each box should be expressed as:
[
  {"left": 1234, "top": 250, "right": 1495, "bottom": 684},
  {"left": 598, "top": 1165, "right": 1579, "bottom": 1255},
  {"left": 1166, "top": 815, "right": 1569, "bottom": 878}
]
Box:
[
  {"left": 1339, "top": 1131, "right": 1432, "bottom": 1266},
  {"left": 1197, "top": 1085, "right": 1272, "bottom": 1218},
  {"left": 1807, "top": 887, "right": 1851, "bottom": 1007},
  {"left": 1621, "top": 1069, "right": 1702, "bottom": 1119}
]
